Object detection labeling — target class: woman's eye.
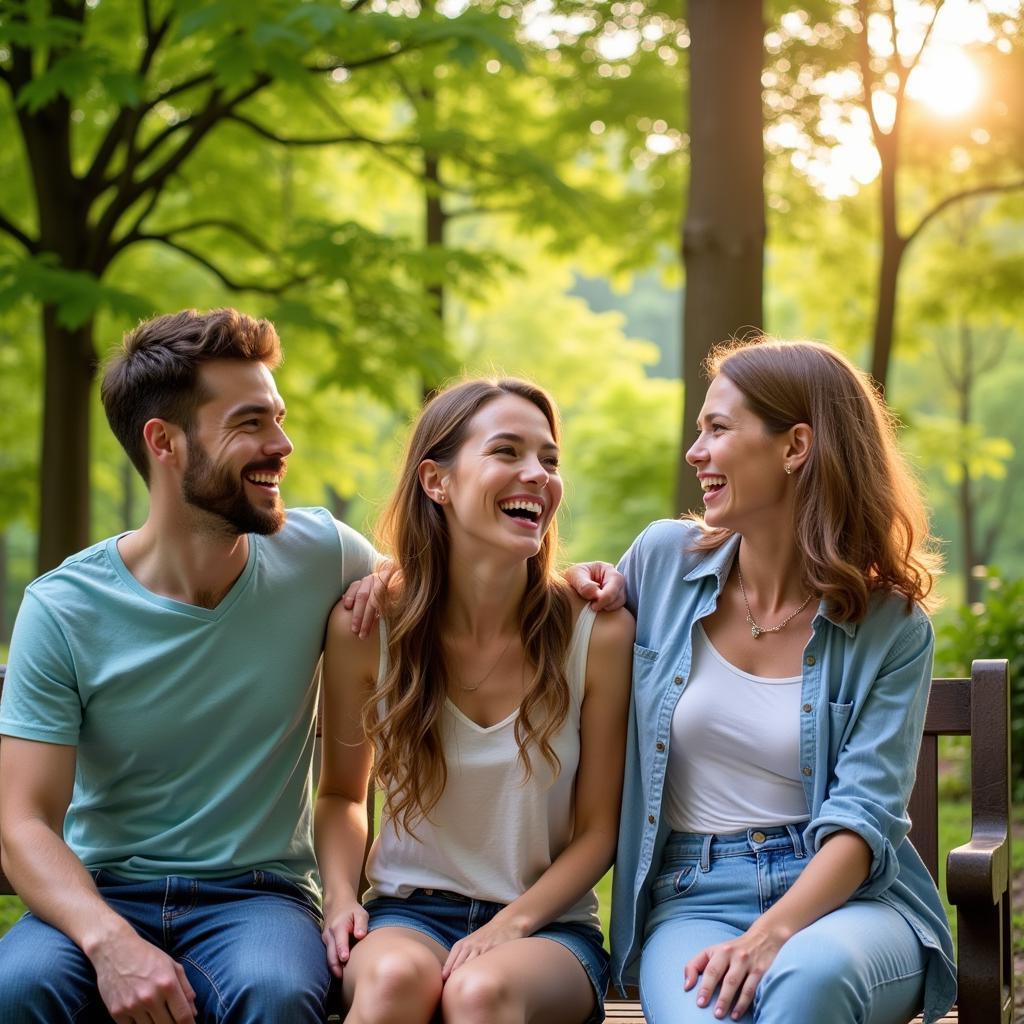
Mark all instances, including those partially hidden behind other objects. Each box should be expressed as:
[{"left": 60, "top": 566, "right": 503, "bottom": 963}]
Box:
[
  {"left": 543, "top": 457, "right": 560, "bottom": 469},
  {"left": 492, "top": 446, "right": 516, "bottom": 456}
]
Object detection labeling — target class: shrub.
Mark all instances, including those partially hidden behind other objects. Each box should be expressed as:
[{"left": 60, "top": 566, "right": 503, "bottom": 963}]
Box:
[{"left": 934, "top": 569, "right": 1024, "bottom": 799}]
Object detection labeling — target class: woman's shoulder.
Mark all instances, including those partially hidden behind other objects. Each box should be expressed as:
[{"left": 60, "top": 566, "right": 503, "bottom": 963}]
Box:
[
  {"left": 565, "top": 591, "right": 634, "bottom": 649},
  {"left": 325, "top": 600, "right": 383, "bottom": 680},
  {"left": 858, "top": 590, "right": 934, "bottom": 653},
  {"left": 625, "top": 518, "right": 710, "bottom": 573}
]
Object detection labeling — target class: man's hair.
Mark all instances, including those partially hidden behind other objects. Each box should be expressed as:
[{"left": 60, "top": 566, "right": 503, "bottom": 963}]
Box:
[{"left": 100, "top": 308, "right": 282, "bottom": 484}]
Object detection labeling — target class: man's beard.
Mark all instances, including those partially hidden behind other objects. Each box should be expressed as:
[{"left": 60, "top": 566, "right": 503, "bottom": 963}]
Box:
[{"left": 182, "top": 441, "right": 285, "bottom": 536}]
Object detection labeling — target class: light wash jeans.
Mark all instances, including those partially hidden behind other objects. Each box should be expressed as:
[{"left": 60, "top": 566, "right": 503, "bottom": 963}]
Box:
[
  {"left": 0, "top": 870, "right": 330, "bottom": 1024},
  {"left": 640, "top": 827, "right": 927, "bottom": 1024}
]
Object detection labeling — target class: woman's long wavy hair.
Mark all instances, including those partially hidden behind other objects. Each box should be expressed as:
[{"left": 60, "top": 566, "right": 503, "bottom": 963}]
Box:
[
  {"left": 689, "top": 337, "right": 941, "bottom": 622},
  {"left": 367, "top": 378, "right": 573, "bottom": 835}
]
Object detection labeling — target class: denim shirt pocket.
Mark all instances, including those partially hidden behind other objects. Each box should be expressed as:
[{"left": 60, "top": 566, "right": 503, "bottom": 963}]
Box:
[
  {"left": 633, "top": 643, "right": 659, "bottom": 664},
  {"left": 826, "top": 701, "right": 854, "bottom": 769}
]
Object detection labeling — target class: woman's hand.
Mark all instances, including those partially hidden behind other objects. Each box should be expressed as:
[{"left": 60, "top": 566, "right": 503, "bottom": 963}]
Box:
[
  {"left": 564, "top": 561, "right": 627, "bottom": 611},
  {"left": 441, "top": 914, "right": 529, "bottom": 980},
  {"left": 684, "top": 923, "right": 788, "bottom": 1020},
  {"left": 321, "top": 900, "right": 369, "bottom": 978},
  {"left": 341, "top": 561, "right": 395, "bottom": 638}
]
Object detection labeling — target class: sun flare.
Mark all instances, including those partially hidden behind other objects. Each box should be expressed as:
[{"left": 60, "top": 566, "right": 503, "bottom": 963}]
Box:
[{"left": 907, "top": 48, "right": 983, "bottom": 118}]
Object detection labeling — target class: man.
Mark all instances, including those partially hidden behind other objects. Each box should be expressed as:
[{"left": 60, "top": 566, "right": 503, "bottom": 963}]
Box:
[{"left": 0, "top": 308, "right": 621, "bottom": 1024}]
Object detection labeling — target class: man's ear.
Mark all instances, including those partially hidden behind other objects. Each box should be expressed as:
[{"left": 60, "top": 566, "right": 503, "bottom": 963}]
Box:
[
  {"left": 142, "top": 418, "right": 186, "bottom": 472},
  {"left": 784, "top": 423, "right": 813, "bottom": 471},
  {"left": 418, "top": 460, "right": 449, "bottom": 505}
]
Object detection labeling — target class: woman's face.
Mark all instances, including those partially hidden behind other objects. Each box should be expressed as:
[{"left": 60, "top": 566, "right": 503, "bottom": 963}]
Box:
[
  {"left": 685, "top": 374, "right": 792, "bottom": 532},
  {"left": 435, "top": 393, "right": 563, "bottom": 560}
]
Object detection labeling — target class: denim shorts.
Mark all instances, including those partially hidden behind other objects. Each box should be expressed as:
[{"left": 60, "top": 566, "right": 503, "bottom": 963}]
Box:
[{"left": 366, "top": 888, "right": 610, "bottom": 1023}]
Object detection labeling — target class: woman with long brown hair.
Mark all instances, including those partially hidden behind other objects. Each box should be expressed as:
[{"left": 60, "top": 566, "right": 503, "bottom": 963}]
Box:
[
  {"left": 610, "top": 338, "right": 956, "bottom": 1024},
  {"left": 316, "top": 378, "right": 633, "bottom": 1024}
]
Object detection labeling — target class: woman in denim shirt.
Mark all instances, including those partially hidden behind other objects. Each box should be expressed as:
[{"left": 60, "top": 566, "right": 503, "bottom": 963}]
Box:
[{"left": 610, "top": 339, "right": 956, "bottom": 1024}]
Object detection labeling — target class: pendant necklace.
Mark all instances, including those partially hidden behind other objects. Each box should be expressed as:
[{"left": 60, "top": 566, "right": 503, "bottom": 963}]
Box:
[
  {"left": 455, "top": 633, "right": 517, "bottom": 691},
  {"left": 737, "top": 567, "right": 813, "bottom": 639}
]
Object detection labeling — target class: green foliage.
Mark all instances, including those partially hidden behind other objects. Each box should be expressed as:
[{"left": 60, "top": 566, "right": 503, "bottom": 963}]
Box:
[{"left": 935, "top": 569, "right": 1024, "bottom": 798}]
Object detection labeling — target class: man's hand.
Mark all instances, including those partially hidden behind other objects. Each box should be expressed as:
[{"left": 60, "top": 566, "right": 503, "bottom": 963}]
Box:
[
  {"left": 340, "top": 562, "right": 395, "bottom": 638},
  {"left": 90, "top": 930, "right": 197, "bottom": 1024},
  {"left": 564, "top": 562, "right": 627, "bottom": 611}
]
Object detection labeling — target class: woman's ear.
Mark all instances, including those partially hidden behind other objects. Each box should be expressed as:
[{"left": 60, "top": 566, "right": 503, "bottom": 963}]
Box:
[
  {"left": 418, "top": 460, "right": 449, "bottom": 505},
  {"left": 784, "top": 423, "right": 813, "bottom": 473}
]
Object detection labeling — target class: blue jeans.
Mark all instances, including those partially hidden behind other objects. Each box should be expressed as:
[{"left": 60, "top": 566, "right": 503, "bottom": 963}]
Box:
[
  {"left": 0, "top": 870, "right": 330, "bottom": 1024},
  {"left": 640, "top": 827, "right": 927, "bottom": 1024}
]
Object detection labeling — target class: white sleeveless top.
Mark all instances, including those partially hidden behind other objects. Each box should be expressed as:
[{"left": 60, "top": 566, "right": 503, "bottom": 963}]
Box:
[
  {"left": 663, "top": 623, "right": 810, "bottom": 834},
  {"left": 364, "top": 605, "right": 600, "bottom": 927}
]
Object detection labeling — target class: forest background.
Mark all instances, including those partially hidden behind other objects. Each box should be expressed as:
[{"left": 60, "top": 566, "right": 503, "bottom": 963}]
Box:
[{"left": 0, "top": 0, "right": 1023, "bottom": 962}]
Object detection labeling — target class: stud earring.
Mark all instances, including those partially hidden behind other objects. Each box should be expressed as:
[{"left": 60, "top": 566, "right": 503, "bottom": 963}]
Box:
[
  {"left": 784, "top": 464, "right": 793, "bottom": 475},
  {"left": 437, "top": 493, "right": 447, "bottom": 503}
]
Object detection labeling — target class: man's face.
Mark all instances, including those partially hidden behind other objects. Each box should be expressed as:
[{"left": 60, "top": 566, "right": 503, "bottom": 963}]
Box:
[{"left": 181, "top": 360, "right": 293, "bottom": 536}]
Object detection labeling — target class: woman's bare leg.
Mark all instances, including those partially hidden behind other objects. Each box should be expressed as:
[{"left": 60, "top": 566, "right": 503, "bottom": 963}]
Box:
[
  {"left": 440, "top": 937, "right": 596, "bottom": 1024},
  {"left": 342, "top": 926, "right": 447, "bottom": 1024}
]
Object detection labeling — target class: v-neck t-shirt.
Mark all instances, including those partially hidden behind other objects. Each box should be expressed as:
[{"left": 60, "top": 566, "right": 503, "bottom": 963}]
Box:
[
  {"left": 0, "top": 507, "right": 377, "bottom": 898},
  {"left": 365, "top": 605, "right": 600, "bottom": 926}
]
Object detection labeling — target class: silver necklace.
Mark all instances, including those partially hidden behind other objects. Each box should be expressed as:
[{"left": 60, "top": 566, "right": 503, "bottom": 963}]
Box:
[
  {"left": 737, "top": 568, "right": 813, "bottom": 639},
  {"left": 454, "top": 633, "right": 516, "bottom": 691}
]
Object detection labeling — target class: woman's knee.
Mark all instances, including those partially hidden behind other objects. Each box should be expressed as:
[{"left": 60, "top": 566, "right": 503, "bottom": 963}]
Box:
[
  {"left": 441, "top": 964, "right": 518, "bottom": 1024},
  {"left": 351, "top": 945, "right": 442, "bottom": 1022}
]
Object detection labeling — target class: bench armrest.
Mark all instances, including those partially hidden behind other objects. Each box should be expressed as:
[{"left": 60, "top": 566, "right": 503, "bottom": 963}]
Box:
[{"left": 946, "top": 830, "right": 1009, "bottom": 906}]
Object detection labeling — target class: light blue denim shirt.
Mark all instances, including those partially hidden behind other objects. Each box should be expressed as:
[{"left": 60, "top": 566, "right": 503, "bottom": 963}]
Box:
[{"left": 609, "top": 520, "right": 956, "bottom": 1024}]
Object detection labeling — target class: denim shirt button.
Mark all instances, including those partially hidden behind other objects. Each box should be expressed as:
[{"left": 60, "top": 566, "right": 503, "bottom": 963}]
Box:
[
  {"left": 673, "top": 675, "right": 684, "bottom": 685},
  {"left": 647, "top": 814, "right": 656, "bottom": 825},
  {"left": 802, "top": 703, "right": 812, "bottom": 713},
  {"left": 656, "top": 741, "right": 665, "bottom": 751},
  {"left": 802, "top": 766, "right": 812, "bottom": 776},
  {"left": 805, "top": 655, "right": 816, "bottom": 666}
]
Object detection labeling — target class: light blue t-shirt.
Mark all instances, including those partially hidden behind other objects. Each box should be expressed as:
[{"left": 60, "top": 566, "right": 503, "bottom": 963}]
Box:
[{"left": 0, "top": 507, "right": 376, "bottom": 899}]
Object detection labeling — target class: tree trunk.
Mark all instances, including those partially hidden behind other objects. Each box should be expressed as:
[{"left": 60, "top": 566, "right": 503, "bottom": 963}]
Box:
[
  {"left": 324, "top": 483, "right": 351, "bottom": 524},
  {"left": 679, "top": 0, "right": 766, "bottom": 515},
  {"left": 423, "top": 149, "right": 446, "bottom": 403},
  {"left": 38, "top": 308, "right": 97, "bottom": 574},
  {"left": 869, "top": 140, "right": 905, "bottom": 392},
  {"left": 0, "top": 530, "right": 7, "bottom": 643}
]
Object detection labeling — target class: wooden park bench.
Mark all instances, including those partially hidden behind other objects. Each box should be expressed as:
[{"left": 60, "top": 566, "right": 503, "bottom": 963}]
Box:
[{"left": 0, "top": 659, "right": 1012, "bottom": 1023}]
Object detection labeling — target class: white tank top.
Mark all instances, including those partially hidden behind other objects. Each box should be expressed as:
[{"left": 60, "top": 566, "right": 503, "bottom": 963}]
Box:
[
  {"left": 364, "top": 605, "right": 600, "bottom": 927},
  {"left": 662, "top": 623, "right": 810, "bottom": 834}
]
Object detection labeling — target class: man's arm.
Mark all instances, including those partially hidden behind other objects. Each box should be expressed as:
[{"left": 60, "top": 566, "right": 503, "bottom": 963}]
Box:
[{"left": 0, "top": 737, "right": 196, "bottom": 1024}]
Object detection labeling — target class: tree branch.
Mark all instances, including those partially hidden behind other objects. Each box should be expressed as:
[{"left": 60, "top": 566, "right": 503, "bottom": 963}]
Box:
[
  {"left": 0, "top": 213, "right": 38, "bottom": 253},
  {"left": 894, "top": 0, "right": 945, "bottom": 111},
  {"left": 161, "top": 218, "right": 275, "bottom": 254},
  {"left": 129, "top": 234, "right": 306, "bottom": 294},
  {"left": 905, "top": 180, "right": 1024, "bottom": 249},
  {"left": 83, "top": 6, "right": 175, "bottom": 194},
  {"left": 446, "top": 203, "right": 525, "bottom": 220},
  {"left": 226, "top": 113, "right": 418, "bottom": 149},
  {"left": 856, "top": 0, "right": 885, "bottom": 146},
  {"left": 310, "top": 47, "right": 422, "bottom": 75},
  {"left": 347, "top": 0, "right": 373, "bottom": 11}
]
